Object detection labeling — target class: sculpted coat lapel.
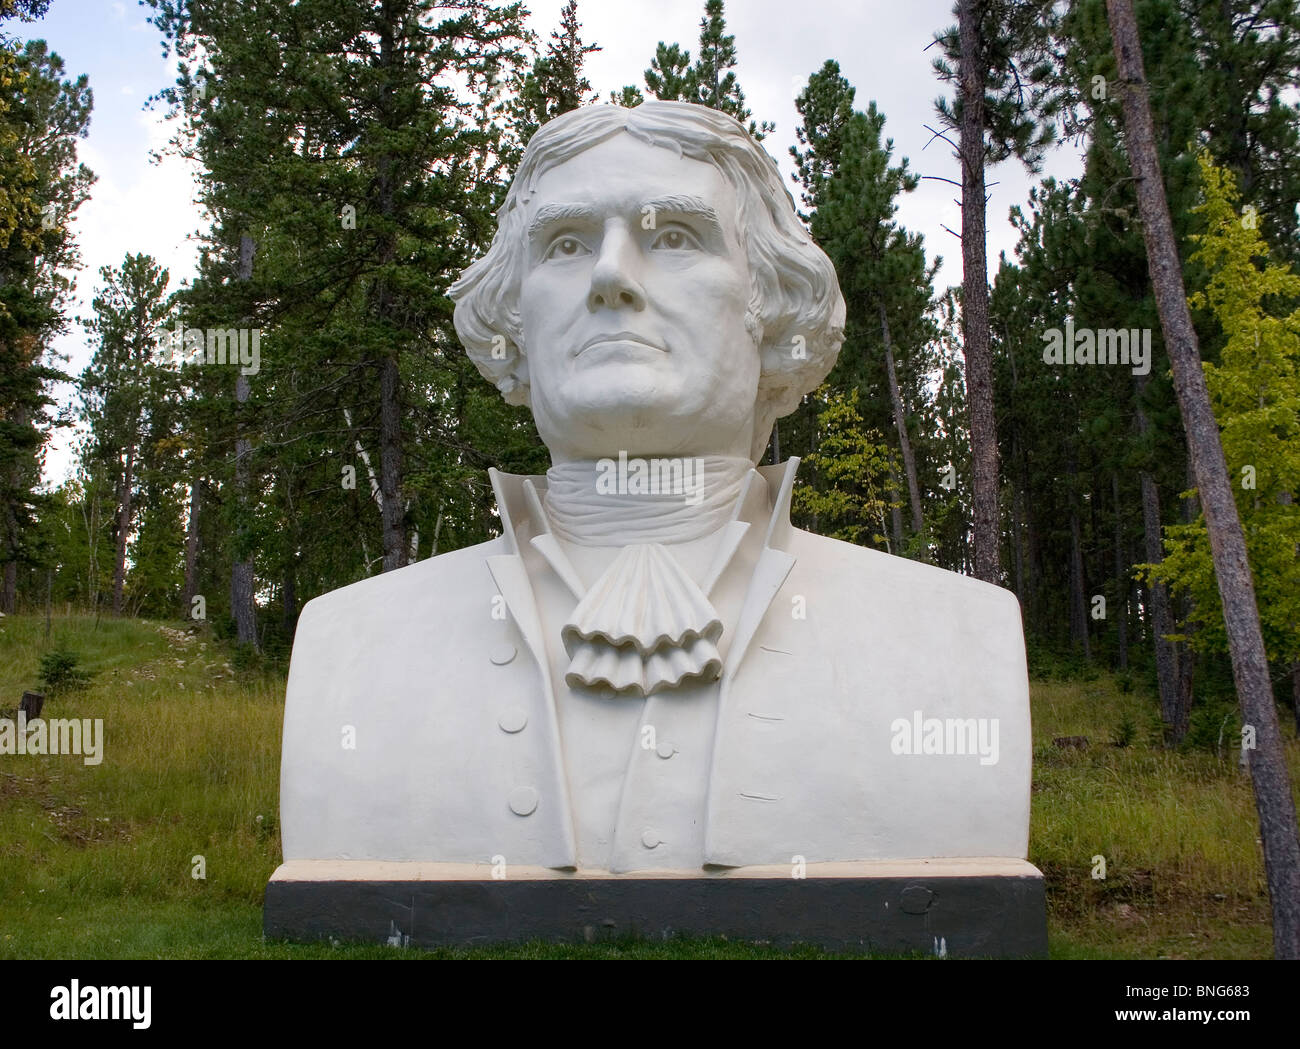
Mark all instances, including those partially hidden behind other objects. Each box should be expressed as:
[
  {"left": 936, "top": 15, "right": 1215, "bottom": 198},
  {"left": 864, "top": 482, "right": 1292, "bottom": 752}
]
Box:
[{"left": 279, "top": 460, "right": 1031, "bottom": 872}]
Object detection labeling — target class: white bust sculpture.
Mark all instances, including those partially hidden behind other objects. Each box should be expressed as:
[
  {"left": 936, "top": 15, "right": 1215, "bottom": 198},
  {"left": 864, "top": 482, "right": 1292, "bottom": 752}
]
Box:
[{"left": 279, "top": 101, "right": 1031, "bottom": 876}]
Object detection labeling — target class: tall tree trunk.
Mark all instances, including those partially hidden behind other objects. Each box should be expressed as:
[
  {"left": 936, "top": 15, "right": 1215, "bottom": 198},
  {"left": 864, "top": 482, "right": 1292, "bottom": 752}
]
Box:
[
  {"left": 1021, "top": 444, "right": 1040, "bottom": 621},
  {"left": 1112, "top": 471, "right": 1128, "bottom": 670},
  {"left": 1292, "top": 662, "right": 1300, "bottom": 737},
  {"left": 379, "top": 350, "right": 406, "bottom": 572},
  {"left": 375, "top": 16, "right": 408, "bottom": 574},
  {"left": 880, "top": 305, "right": 923, "bottom": 533},
  {"left": 0, "top": 561, "right": 14, "bottom": 614},
  {"left": 1136, "top": 380, "right": 1184, "bottom": 737},
  {"left": 1108, "top": 0, "right": 1300, "bottom": 958},
  {"left": 1, "top": 403, "right": 26, "bottom": 614},
  {"left": 282, "top": 562, "right": 297, "bottom": 636},
  {"left": 112, "top": 442, "right": 136, "bottom": 616},
  {"left": 230, "top": 233, "right": 259, "bottom": 648},
  {"left": 182, "top": 479, "right": 200, "bottom": 616},
  {"left": 1140, "top": 468, "right": 1186, "bottom": 736},
  {"left": 887, "top": 468, "right": 903, "bottom": 554},
  {"left": 957, "top": 0, "right": 1000, "bottom": 584},
  {"left": 1176, "top": 454, "right": 1200, "bottom": 707},
  {"left": 1010, "top": 476, "right": 1025, "bottom": 608},
  {"left": 1069, "top": 500, "right": 1091, "bottom": 659}
]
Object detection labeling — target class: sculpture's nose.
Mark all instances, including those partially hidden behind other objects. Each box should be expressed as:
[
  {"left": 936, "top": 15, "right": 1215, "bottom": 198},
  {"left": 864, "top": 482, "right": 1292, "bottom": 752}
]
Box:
[{"left": 587, "top": 222, "right": 646, "bottom": 312}]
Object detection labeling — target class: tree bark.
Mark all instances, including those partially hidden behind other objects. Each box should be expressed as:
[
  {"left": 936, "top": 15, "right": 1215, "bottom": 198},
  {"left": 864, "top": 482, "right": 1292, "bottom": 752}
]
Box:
[
  {"left": 1108, "top": 0, "right": 1300, "bottom": 958},
  {"left": 1069, "top": 499, "right": 1091, "bottom": 659},
  {"left": 379, "top": 351, "right": 406, "bottom": 572},
  {"left": 1020, "top": 443, "right": 1040, "bottom": 621},
  {"left": 1, "top": 560, "right": 15, "bottom": 614},
  {"left": 111, "top": 442, "right": 135, "bottom": 616},
  {"left": 879, "top": 304, "right": 923, "bottom": 533},
  {"left": 887, "top": 469, "right": 903, "bottom": 554},
  {"left": 230, "top": 232, "right": 259, "bottom": 648},
  {"left": 958, "top": 0, "right": 1001, "bottom": 584},
  {"left": 1, "top": 404, "right": 25, "bottom": 614},
  {"left": 1010, "top": 476, "right": 1025, "bottom": 608},
  {"left": 1112, "top": 471, "right": 1128, "bottom": 670},
  {"left": 1292, "top": 661, "right": 1300, "bottom": 738},
  {"left": 375, "top": 14, "right": 408, "bottom": 574},
  {"left": 282, "top": 562, "right": 297, "bottom": 635},
  {"left": 1135, "top": 380, "right": 1184, "bottom": 737},
  {"left": 1140, "top": 469, "right": 1187, "bottom": 737},
  {"left": 182, "top": 479, "right": 200, "bottom": 615}
]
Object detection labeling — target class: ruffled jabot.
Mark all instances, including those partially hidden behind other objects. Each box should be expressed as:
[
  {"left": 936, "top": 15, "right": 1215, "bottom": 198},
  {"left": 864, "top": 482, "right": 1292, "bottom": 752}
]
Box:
[{"left": 562, "top": 543, "right": 724, "bottom": 696}]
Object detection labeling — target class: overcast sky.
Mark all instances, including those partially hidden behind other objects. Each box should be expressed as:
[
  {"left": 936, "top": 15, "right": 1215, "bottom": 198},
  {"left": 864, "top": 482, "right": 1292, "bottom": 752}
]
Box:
[{"left": 25, "top": 0, "right": 1082, "bottom": 484}]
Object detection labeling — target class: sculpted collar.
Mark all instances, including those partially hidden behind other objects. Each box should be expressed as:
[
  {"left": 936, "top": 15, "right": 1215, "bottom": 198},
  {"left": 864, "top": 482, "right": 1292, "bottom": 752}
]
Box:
[{"left": 487, "top": 458, "right": 802, "bottom": 697}]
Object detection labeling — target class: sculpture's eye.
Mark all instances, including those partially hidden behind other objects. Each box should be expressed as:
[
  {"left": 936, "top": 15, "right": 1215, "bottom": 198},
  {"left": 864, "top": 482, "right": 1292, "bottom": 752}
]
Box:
[
  {"left": 544, "top": 236, "right": 591, "bottom": 260},
  {"left": 650, "top": 227, "right": 700, "bottom": 252}
]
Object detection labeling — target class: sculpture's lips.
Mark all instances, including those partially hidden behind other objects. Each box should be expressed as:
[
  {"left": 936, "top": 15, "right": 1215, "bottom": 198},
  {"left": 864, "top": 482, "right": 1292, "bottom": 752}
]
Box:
[{"left": 576, "top": 332, "right": 665, "bottom": 357}]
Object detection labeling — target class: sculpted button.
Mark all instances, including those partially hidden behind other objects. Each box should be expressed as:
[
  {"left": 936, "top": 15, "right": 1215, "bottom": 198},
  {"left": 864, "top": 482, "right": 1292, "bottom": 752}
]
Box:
[
  {"left": 489, "top": 642, "right": 517, "bottom": 666},
  {"left": 498, "top": 707, "right": 527, "bottom": 733},
  {"left": 640, "top": 829, "right": 661, "bottom": 849},
  {"left": 508, "top": 786, "right": 539, "bottom": 816},
  {"left": 655, "top": 741, "right": 675, "bottom": 759}
]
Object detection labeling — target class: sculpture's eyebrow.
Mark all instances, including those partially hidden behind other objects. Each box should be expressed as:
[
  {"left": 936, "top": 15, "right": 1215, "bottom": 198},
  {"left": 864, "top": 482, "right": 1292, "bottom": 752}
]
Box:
[
  {"left": 527, "top": 202, "right": 601, "bottom": 245},
  {"left": 640, "top": 194, "right": 724, "bottom": 242},
  {"left": 526, "top": 195, "right": 726, "bottom": 245}
]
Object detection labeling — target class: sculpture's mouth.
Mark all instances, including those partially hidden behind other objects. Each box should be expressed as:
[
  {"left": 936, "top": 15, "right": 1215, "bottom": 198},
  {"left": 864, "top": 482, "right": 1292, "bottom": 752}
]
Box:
[{"left": 576, "top": 331, "right": 665, "bottom": 358}]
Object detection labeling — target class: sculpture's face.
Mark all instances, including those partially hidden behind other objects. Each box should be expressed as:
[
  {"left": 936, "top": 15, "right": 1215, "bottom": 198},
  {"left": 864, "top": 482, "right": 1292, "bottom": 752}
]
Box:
[{"left": 518, "top": 131, "right": 760, "bottom": 463}]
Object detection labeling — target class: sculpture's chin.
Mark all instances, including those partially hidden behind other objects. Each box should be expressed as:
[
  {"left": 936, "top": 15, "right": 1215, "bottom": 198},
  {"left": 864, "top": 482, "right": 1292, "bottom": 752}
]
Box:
[{"left": 541, "top": 402, "right": 695, "bottom": 455}]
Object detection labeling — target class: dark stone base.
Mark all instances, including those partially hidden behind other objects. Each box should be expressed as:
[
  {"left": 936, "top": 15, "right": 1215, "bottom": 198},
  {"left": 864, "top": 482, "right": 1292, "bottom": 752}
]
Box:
[{"left": 264, "top": 860, "right": 1047, "bottom": 957}]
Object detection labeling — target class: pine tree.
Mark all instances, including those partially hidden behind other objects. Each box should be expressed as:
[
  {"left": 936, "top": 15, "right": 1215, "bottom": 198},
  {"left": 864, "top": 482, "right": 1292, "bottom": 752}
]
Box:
[
  {"left": 644, "top": 42, "right": 693, "bottom": 102},
  {"left": 517, "top": 0, "right": 600, "bottom": 143},
  {"left": 812, "top": 104, "right": 936, "bottom": 541},
  {"left": 689, "top": 0, "right": 772, "bottom": 139},
  {"left": 78, "top": 254, "right": 173, "bottom": 616},
  {"left": 0, "top": 25, "right": 92, "bottom": 612},
  {"left": 146, "top": 0, "right": 542, "bottom": 637},
  {"left": 643, "top": 0, "right": 771, "bottom": 139},
  {"left": 789, "top": 60, "right": 856, "bottom": 216},
  {"left": 931, "top": 0, "right": 1057, "bottom": 584}
]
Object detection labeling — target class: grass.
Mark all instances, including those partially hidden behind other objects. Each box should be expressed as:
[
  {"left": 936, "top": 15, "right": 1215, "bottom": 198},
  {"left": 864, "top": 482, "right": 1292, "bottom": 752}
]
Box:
[{"left": 1, "top": 612, "right": 1296, "bottom": 959}]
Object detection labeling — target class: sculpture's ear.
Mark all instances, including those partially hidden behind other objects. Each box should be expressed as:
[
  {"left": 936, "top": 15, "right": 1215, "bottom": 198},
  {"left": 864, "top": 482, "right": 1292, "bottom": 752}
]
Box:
[
  {"left": 457, "top": 314, "right": 531, "bottom": 408},
  {"left": 498, "top": 351, "right": 531, "bottom": 407}
]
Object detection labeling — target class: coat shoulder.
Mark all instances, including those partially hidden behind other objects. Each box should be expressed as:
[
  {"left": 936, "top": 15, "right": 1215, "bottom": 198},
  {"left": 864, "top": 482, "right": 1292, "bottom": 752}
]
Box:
[
  {"left": 294, "top": 536, "right": 509, "bottom": 639},
  {"left": 786, "top": 526, "right": 1023, "bottom": 620}
]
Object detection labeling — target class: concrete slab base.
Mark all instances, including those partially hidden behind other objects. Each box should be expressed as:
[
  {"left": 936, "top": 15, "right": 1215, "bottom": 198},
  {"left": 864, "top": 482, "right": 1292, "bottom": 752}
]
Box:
[{"left": 264, "top": 858, "right": 1048, "bottom": 957}]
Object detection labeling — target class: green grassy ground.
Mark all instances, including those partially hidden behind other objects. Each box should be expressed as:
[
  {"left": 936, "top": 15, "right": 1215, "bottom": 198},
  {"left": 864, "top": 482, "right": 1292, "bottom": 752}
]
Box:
[{"left": 1, "top": 612, "right": 1295, "bottom": 959}]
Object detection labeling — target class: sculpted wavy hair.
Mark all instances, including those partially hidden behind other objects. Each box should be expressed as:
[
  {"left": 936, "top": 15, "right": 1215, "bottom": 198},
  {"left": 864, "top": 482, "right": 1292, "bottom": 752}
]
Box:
[{"left": 449, "top": 100, "right": 846, "bottom": 462}]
